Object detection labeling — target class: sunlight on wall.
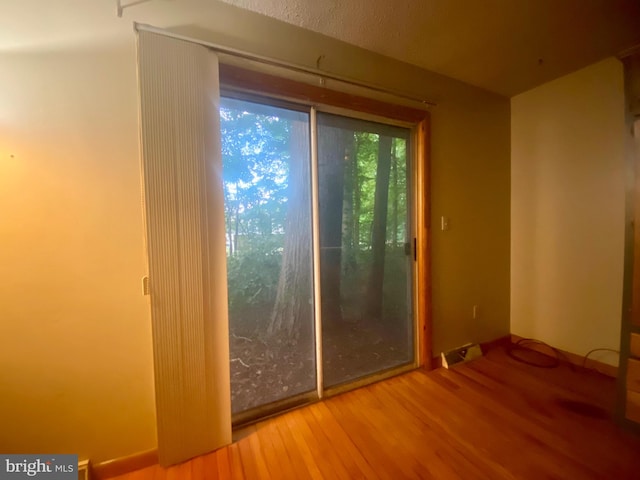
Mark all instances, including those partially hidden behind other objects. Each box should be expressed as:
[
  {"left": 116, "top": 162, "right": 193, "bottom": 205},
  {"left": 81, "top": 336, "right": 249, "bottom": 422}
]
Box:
[
  {"left": 511, "top": 58, "right": 626, "bottom": 366},
  {"left": 0, "top": 44, "right": 156, "bottom": 462}
]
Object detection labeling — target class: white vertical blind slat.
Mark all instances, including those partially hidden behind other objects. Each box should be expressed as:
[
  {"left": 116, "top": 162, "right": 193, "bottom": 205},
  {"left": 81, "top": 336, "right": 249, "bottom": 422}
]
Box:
[{"left": 137, "top": 29, "right": 231, "bottom": 467}]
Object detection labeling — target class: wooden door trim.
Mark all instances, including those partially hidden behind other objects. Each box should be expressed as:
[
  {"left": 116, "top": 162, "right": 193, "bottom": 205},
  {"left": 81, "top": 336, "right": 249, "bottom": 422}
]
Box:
[
  {"left": 219, "top": 64, "right": 429, "bottom": 123},
  {"left": 617, "top": 50, "right": 640, "bottom": 429}
]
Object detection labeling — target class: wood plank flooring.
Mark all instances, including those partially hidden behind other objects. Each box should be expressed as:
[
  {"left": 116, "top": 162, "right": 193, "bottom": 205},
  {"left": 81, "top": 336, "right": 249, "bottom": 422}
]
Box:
[{"left": 109, "top": 348, "right": 640, "bottom": 479}]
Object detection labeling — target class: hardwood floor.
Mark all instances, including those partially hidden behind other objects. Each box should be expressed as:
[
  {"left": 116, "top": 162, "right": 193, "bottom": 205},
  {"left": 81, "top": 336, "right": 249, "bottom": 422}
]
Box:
[{"left": 109, "top": 348, "right": 640, "bottom": 479}]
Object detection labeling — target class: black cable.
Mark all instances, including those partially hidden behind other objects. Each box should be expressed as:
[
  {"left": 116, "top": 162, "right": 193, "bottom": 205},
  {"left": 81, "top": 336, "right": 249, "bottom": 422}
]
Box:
[
  {"left": 506, "top": 338, "right": 560, "bottom": 368},
  {"left": 506, "top": 338, "right": 620, "bottom": 372},
  {"left": 581, "top": 348, "right": 619, "bottom": 370}
]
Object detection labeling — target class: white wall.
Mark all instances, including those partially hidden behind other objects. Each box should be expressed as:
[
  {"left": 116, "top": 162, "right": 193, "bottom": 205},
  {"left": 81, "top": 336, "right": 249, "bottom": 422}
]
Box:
[
  {"left": 0, "top": 0, "right": 510, "bottom": 462},
  {"left": 511, "top": 58, "right": 626, "bottom": 366}
]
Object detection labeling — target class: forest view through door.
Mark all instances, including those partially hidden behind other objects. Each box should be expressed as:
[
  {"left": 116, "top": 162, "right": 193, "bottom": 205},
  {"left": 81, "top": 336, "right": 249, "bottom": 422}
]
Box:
[
  {"left": 221, "top": 97, "right": 316, "bottom": 416},
  {"left": 318, "top": 112, "right": 414, "bottom": 388},
  {"left": 221, "top": 97, "right": 414, "bottom": 418}
]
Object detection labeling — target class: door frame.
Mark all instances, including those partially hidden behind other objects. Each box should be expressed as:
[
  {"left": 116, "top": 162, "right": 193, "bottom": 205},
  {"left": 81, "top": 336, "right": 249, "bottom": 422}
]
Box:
[
  {"left": 617, "top": 49, "right": 640, "bottom": 431},
  {"left": 220, "top": 64, "right": 432, "bottom": 427}
]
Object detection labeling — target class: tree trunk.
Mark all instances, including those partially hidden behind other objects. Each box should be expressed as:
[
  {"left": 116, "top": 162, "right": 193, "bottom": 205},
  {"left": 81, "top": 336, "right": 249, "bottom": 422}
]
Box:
[
  {"left": 342, "top": 136, "right": 357, "bottom": 277},
  {"left": 233, "top": 203, "right": 240, "bottom": 254},
  {"left": 366, "top": 135, "right": 393, "bottom": 320},
  {"left": 318, "top": 125, "right": 349, "bottom": 324},
  {"left": 391, "top": 139, "right": 399, "bottom": 248},
  {"left": 224, "top": 190, "right": 234, "bottom": 256},
  {"left": 267, "top": 120, "right": 312, "bottom": 339},
  {"left": 354, "top": 136, "right": 361, "bottom": 252}
]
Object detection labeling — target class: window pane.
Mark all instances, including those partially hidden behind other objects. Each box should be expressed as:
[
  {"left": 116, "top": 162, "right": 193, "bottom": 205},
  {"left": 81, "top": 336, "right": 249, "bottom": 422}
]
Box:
[
  {"left": 317, "top": 112, "right": 414, "bottom": 388},
  {"left": 221, "top": 97, "right": 316, "bottom": 414}
]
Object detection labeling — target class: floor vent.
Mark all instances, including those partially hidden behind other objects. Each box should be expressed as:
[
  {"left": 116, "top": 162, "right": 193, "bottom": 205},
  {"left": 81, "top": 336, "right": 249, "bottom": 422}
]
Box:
[{"left": 441, "top": 343, "right": 483, "bottom": 368}]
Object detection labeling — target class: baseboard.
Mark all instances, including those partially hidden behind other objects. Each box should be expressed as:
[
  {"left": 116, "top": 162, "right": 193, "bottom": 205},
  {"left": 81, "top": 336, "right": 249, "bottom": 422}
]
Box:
[
  {"left": 480, "top": 335, "right": 513, "bottom": 353},
  {"left": 78, "top": 459, "right": 91, "bottom": 480},
  {"left": 92, "top": 449, "right": 158, "bottom": 480},
  {"left": 510, "top": 334, "right": 618, "bottom": 378},
  {"left": 432, "top": 335, "right": 512, "bottom": 368}
]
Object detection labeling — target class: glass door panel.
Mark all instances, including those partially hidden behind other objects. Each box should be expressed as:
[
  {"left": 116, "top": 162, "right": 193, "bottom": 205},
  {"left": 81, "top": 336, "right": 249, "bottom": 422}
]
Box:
[
  {"left": 220, "top": 97, "right": 316, "bottom": 415},
  {"left": 317, "top": 112, "right": 414, "bottom": 388}
]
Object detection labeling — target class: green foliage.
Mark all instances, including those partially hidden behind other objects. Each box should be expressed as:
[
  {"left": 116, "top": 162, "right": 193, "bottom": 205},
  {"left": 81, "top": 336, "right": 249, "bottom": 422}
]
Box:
[
  {"left": 221, "top": 98, "right": 294, "bottom": 317},
  {"left": 352, "top": 134, "right": 408, "bottom": 248},
  {"left": 389, "top": 138, "right": 408, "bottom": 246},
  {"left": 226, "top": 240, "right": 282, "bottom": 313},
  {"left": 220, "top": 97, "right": 411, "bottom": 324},
  {"left": 355, "top": 132, "right": 379, "bottom": 248}
]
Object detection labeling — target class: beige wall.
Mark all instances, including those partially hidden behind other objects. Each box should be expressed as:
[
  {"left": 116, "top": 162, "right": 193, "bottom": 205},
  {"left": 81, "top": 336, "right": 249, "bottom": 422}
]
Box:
[
  {"left": 0, "top": 0, "right": 510, "bottom": 462},
  {"left": 0, "top": 45, "right": 156, "bottom": 460},
  {"left": 511, "top": 58, "right": 626, "bottom": 366}
]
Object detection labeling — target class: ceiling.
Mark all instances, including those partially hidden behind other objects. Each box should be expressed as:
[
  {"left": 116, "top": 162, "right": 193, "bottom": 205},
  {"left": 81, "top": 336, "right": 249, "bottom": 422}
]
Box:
[
  {"left": 219, "top": 0, "right": 640, "bottom": 96},
  {"left": 1, "top": 1, "right": 638, "bottom": 97}
]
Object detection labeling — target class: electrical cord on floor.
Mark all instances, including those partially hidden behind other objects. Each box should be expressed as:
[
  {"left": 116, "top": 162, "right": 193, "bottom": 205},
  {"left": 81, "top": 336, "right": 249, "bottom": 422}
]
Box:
[
  {"left": 506, "top": 338, "right": 620, "bottom": 373},
  {"left": 506, "top": 338, "right": 562, "bottom": 368},
  {"left": 582, "top": 348, "right": 620, "bottom": 370}
]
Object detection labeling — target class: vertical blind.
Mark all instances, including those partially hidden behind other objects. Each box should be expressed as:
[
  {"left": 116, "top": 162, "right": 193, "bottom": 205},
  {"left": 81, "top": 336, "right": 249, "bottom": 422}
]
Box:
[{"left": 137, "top": 29, "right": 231, "bottom": 466}]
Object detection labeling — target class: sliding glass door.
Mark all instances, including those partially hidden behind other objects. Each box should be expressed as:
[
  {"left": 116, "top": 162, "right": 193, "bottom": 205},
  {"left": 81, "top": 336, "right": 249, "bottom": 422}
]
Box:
[
  {"left": 220, "top": 97, "right": 316, "bottom": 416},
  {"left": 317, "top": 113, "right": 414, "bottom": 388},
  {"left": 221, "top": 97, "right": 415, "bottom": 418}
]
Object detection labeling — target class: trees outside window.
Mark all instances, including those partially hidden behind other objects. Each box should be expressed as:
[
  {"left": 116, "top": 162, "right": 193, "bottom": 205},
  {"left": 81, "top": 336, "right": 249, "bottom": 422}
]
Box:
[{"left": 222, "top": 98, "right": 413, "bottom": 413}]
